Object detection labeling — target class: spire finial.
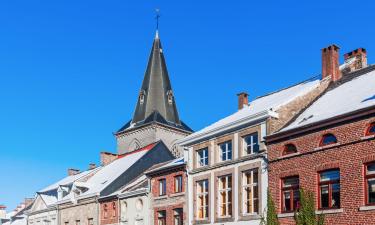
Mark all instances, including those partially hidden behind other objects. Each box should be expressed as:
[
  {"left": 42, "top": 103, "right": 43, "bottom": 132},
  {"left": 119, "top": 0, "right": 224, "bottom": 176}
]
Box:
[{"left": 155, "top": 8, "right": 160, "bottom": 39}]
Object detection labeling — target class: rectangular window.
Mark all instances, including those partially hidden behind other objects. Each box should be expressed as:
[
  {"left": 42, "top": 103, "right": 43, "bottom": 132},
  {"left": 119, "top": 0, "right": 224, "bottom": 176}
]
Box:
[
  {"left": 219, "top": 141, "right": 232, "bottom": 162},
  {"left": 88, "top": 219, "right": 93, "bottom": 225},
  {"left": 282, "top": 176, "right": 300, "bottom": 212},
  {"left": 218, "top": 175, "right": 232, "bottom": 217},
  {"left": 243, "top": 133, "right": 259, "bottom": 155},
  {"left": 196, "top": 179, "right": 209, "bottom": 220},
  {"left": 173, "top": 208, "right": 183, "bottom": 225},
  {"left": 319, "top": 169, "right": 340, "bottom": 209},
  {"left": 197, "top": 148, "right": 209, "bottom": 167},
  {"left": 242, "top": 169, "right": 259, "bottom": 214},
  {"left": 65, "top": 222, "right": 68, "bottom": 225},
  {"left": 75, "top": 221, "right": 80, "bottom": 225},
  {"left": 366, "top": 162, "right": 375, "bottom": 205},
  {"left": 159, "top": 179, "right": 166, "bottom": 196},
  {"left": 174, "top": 175, "right": 183, "bottom": 193},
  {"left": 157, "top": 211, "right": 166, "bottom": 225}
]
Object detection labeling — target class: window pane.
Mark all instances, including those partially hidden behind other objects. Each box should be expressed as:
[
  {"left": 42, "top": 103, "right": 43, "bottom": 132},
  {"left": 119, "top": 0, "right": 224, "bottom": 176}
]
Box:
[
  {"left": 368, "top": 179, "right": 375, "bottom": 204},
  {"left": 283, "top": 177, "right": 299, "bottom": 187},
  {"left": 332, "top": 183, "right": 340, "bottom": 208},
  {"left": 253, "top": 171, "right": 258, "bottom": 184},
  {"left": 369, "top": 123, "right": 375, "bottom": 134},
  {"left": 320, "top": 170, "right": 340, "bottom": 181},
  {"left": 322, "top": 134, "right": 337, "bottom": 145},
  {"left": 320, "top": 185, "right": 329, "bottom": 208},
  {"left": 293, "top": 190, "right": 300, "bottom": 210},
  {"left": 284, "top": 144, "right": 297, "bottom": 155},
  {"left": 367, "top": 163, "right": 375, "bottom": 174},
  {"left": 283, "top": 191, "right": 291, "bottom": 211}
]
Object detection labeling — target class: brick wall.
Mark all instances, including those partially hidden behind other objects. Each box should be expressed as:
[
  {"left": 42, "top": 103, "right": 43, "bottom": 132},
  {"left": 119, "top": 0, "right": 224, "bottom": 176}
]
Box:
[
  {"left": 268, "top": 115, "right": 375, "bottom": 225},
  {"left": 99, "top": 199, "right": 118, "bottom": 225}
]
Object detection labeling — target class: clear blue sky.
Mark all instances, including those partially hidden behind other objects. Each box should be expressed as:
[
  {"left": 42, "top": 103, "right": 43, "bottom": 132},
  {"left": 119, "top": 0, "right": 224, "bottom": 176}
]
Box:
[{"left": 1, "top": 0, "right": 374, "bottom": 211}]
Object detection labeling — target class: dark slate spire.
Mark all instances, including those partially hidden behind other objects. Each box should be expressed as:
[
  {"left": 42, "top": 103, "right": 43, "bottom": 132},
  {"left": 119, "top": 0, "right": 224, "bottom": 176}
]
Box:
[{"left": 131, "top": 31, "right": 181, "bottom": 126}]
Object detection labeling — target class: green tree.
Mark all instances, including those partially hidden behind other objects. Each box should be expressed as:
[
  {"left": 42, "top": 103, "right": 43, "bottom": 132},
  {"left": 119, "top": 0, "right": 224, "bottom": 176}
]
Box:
[
  {"left": 294, "top": 189, "right": 325, "bottom": 225},
  {"left": 260, "top": 190, "right": 280, "bottom": 225}
]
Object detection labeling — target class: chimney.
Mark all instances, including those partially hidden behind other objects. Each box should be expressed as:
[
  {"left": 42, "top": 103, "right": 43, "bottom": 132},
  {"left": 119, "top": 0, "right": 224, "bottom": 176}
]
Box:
[
  {"left": 67, "top": 168, "right": 80, "bottom": 176},
  {"left": 237, "top": 92, "right": 249, "bottom": 110},
  {"left": 0, "top": 205, "right": 6, "bottom": 219},
  {"left": 89, "top": 163, "right": 96, "bottom": 170},
  {"left": 322, "top": 44, "right": 341, "bottom": 82},
  {"left": 343, "top": 48, "right": 367, "bottom": 73},
  {"left": 24, "top": 198, "right": 34, "bottom": 207},
  {"left": 100, "top": 152, "right": 118, "bottom": 166}
]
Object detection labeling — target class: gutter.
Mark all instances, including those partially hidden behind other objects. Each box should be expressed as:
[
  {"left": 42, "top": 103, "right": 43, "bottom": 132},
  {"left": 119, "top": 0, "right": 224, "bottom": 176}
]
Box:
[{"left": 177, "top": 109, "right": 275, "bottom": 146}]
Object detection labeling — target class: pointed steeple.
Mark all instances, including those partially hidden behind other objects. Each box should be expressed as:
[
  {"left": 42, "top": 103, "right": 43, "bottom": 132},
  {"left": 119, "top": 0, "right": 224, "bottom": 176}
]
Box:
[{"left": 131, "top": 31, "right": 182, "bottom": 126}]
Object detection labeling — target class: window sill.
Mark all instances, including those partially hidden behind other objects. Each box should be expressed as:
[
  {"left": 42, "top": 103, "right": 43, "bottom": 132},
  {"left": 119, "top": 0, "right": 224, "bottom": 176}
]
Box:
[
  {"left": 193, "top": 219, "right": 210, "bottom": 225},
  {"left": 316, "top": 208, "right": 343, "bottom": 214},
  {"left": 238, "top": 214, "right": 261, "bottom": 221},
  {"left": 277, "top": 212, "right": 294, "bottom": 218},
  {"left": 154, "top": 195, "right": 167, "bottom": 200},
  {"left": 170, "top": 192, "right": 185, "bottom": 198},
  {"left": 314, "top": 143, "right": 340, "bottom": 151},
  {"left": 359, "top": 205, "right": 375, "bottom": 211},
  {"left": 361, "top": 135, "right": 375, "bottom": 140},
  {"left": 278, "top": 152, "right": 301, "bottom": 159}
]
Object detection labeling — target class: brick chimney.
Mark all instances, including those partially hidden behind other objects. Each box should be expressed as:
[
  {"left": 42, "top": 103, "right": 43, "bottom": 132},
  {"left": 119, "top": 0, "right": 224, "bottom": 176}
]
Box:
[
  {"left": 24, "top": 198, "right": 34, "bottom": 207},
  {"left": 0, "top": 205, "right": 6, "bottom": 219},
  {"left": 100, "top": 152, "right": 118, "bottom": 166},
  {"left": 237, "top": 92, "right": 249, "bottom": 110},
  {"left": 322, "top": 44, "right": 341, "bottom": 82},
  {"left": 343, "top": 48, "right": 367, "bottom": 73},
  {"left": 67, "top": 168, "right": 80, "bottom": 176},
  {"left": 89, "top": 163, "right": 96, "bottom": 170}
]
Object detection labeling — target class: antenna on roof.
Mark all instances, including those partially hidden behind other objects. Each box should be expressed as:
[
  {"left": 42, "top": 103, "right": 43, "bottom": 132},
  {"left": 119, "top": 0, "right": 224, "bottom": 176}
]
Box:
[{"left": 155, "top": 8, "right": 160, "bottom": 38}]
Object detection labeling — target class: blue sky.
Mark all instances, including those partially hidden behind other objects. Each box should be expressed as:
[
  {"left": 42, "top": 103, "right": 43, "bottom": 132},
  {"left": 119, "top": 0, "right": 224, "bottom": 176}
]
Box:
[{"left": 0, "top": 0, "right": 374, "bottom": 210}]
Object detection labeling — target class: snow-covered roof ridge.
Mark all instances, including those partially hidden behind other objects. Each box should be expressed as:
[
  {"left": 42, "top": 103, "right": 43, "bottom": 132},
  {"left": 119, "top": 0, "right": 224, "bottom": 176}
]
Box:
[
  {"left": 146, "top": 157, "right": 185, "bottom": 174},
  {"left": 281, "top": 66, "right": 375, "bottom": 132},
  {"left": 178, "top": 76, "right": 321, "bottom": 145}
]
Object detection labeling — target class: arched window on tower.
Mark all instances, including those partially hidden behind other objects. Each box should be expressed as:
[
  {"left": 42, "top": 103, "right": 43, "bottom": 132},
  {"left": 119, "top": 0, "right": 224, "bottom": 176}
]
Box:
[
  {"left": 167, "top": 90, "right": 173, "bottom": 105},
  {"left": 139, "top": 90, "right": 146, "bottom": 105}
]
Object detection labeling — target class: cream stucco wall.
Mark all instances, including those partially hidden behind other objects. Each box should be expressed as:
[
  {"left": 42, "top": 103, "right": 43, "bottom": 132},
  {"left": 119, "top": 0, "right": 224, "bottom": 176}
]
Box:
[
  {"left": 58, "top": 199, "right": 99, "bottom": 225},
  {"left": 119, "top": 193, "right": 149, "bottom": 225}
]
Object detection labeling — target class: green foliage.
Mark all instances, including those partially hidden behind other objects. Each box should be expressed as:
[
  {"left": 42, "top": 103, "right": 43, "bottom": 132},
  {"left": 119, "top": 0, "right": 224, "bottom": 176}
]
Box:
[
  {"left": 260, "top": 190, "right": 280, "bottom": 225},
  {"left": 294, "top": 189, "right": 325, "bottom": 225}
]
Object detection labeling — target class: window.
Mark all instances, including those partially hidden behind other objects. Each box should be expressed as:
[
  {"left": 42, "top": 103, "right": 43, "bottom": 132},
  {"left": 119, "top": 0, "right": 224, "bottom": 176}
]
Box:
[
  {"left": 365, "top": 162, "right": 375, "bottom": 205},
  {"left": 319, "top": 169, "right": 340, "bottom": 209},
  {"left": 159, "top": 179, "right": 166, "bottom": 196},
  {"left": 367, "top": 123, "right": 375, "bottom": 135},
  {"left": 282, "top": 176, "right": 300, "bottom": 212},
  {"left": 174, "top": 175, "right": 183, "bottom": 193},
  {"left": 173, "top": 208, "right": 183, "bottom": 225},
  {"left": 219, "top": 141, "right": 232, "bottom": 161},
  {"left": 103, "top": 204, "right": 108, "bottom": 219},
  {"left": 88, "top": 219, "right": 93, "bottom": 225},
  {"left": 283, "top": 144, "right": 297, "bottom": 155},
  {"left": 243, "top": 133, "right": 259, "bottom": 155},
  {"left": 196, "top": 179, "right": 209, "bottom": 220},
  {"left": 218, "top": 175, "right": 232, "bottom": 217},
  {"left": 157, "top": 211, "right": 166, "bottom": 225},
  {"left": 65, "top": 222, "right": 68, "bottom": 225},
  {"left": 75, "top": 221, "right": 80, "bottom": 225},
  {"left": 112, "top": 202, "right": 116, "bottom": 217},
  {"left": 197, "top": 148, "right": 209, "bottom": 167},
  {"left": 242, "top": 169, "right": 259, "bottom": 214},
  {"left": 320, "top": 134, "right": 337, "bottom": 146}
]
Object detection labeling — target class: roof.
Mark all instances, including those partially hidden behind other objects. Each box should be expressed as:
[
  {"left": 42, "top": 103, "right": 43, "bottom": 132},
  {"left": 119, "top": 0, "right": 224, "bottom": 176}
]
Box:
[
  {"left": 146, "top": 157, "right": 185, "bottom": 175},
  {"left": 116, "top": 31, "right": 192, "bottom": 134},
  {"left": 179, "top": 77, "right": 321, "bottom": 144},
  {"left": 281, "top": 66, "right": 375, "bottom": 132}
]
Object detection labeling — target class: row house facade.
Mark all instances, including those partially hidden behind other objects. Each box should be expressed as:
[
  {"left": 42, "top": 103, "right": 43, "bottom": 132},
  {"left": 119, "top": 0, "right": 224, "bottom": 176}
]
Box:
[
  {"left": 178, "top": 70, "right": 332, "bottom": 225},
  {"left": 266, "top": 46, "right": 375, "bottom": 224},
  {"left": 146, "top": 158, "right": 187, "bottom": 225}
]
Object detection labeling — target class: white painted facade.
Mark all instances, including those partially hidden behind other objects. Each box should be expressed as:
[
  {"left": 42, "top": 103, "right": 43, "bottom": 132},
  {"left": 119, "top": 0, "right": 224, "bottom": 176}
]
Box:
[{"left": 119, "top": 190, "right": 150, "bottom": 225}]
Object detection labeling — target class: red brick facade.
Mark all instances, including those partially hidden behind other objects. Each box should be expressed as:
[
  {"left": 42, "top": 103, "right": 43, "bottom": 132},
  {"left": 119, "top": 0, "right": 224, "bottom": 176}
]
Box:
[
  {"left": 267, "top": 113, "right": 375, "bottom": 225},
  {"left": 149, "top": 165, "right": 187, "bottom": 225},
  {"left": 99, "top": 199, "right": 119, "bottom": 225}
]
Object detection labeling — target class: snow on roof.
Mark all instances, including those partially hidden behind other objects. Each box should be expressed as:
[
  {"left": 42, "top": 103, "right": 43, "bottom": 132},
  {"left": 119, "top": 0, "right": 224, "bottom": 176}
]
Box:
[
  {"left": 282, "top": 68, "right": 375, "bottom": 131},
  {"left": 180, "top": 78, "right": 321, "bottom": 143},
  {"left": 39, "top": 194, "right": 57, "bottom": 206},
  {"left": 146, "top": 157, "right": 184, "bottom": 174}
]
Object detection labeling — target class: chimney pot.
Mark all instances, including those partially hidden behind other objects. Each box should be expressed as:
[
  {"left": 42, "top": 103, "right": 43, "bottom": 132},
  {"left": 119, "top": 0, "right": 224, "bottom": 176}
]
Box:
[
  {"left": 322, "top": 44, "right": 341, "bottom": 82},
  {"left": 67, "top": 168, "right": 80, "bottom": 176},
  {"left": 343, "top": 48, "right": 367, "bottom": 73},
  {"left": 237, "top": 92, "right": 249, "bottom": 110},
  {"left": 89, "top": 163, "right": 96, "bottom": 170},
  {"left": 100, "top": 152, "right": 118, "bottom": 166}
]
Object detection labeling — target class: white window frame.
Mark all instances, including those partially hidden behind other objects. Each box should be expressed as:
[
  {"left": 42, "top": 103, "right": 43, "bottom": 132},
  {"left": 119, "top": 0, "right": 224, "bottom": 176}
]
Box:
[
  {"left": 242, "top": 133, "right": 259, "bottom": 155},
  {"left": 219, "top": 141, "right": 232, "bottom": 162},
  {"left": 218, "top": 175, "right": 232, "bottom": 218},
  {"left": 242, "top": 169, "right": 259, "bottom": 215},
  {"left": 196, "top": 180, "right": 209, "bottom": 220},
  {"left": 197, "top": 148, "right": 208, "bottom": 167}
]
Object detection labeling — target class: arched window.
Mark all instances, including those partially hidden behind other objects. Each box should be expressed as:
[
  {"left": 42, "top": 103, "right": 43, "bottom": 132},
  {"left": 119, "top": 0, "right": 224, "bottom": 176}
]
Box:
[
  {"left": 320, "top": 134, "right": 337, "bottom": 146},
  {"left": 283, "top": 144, "right": 297, "bottom": 155},
  {"left": 103, "top": 204, "right": 108, "bottom": 219},
  {"left": 367, "top": 122, "right": 375, "bottom": 135}
]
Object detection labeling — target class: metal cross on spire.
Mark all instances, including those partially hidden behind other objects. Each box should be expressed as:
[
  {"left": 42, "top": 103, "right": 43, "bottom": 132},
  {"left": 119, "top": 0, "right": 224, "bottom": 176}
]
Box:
[{"left": 155, "top": 8, "right": 160, "bottom": 31}]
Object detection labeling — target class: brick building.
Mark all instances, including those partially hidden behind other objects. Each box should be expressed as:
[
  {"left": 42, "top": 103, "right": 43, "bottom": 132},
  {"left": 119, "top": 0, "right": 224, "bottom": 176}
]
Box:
[
  {"left": 146, "top": 158, "right": 187, "bottom": 225},
  {"left": 266, "top": 46, "right": 375, "bottom": 224}
]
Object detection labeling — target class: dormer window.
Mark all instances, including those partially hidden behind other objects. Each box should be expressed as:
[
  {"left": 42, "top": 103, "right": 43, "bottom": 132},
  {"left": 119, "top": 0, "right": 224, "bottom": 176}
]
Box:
[
  {"left": 167, "top": 90, "right": 173, "bottom": 104},
  {"left": 320, "top": 134, "right": 337, "bottom": 146},
  {"left": 283, "top": 144, "right": 297, "bottom": 155},
  {"left": 139, "top": 90, "right": 146, "bottom": 105},
  {"left": 367, "top": 122, "right": 375, "bottom": 135}
]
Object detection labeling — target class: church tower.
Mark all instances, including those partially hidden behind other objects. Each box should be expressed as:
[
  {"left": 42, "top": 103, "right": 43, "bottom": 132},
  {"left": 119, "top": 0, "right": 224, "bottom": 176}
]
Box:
[{"left": 115, "top": 31, "right": 193, "bottom": 157}]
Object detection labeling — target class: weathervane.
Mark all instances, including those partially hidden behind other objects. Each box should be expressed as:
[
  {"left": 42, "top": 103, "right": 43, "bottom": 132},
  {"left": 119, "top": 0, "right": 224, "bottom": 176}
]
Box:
[{"left": 155, "top": 8, "right": 160, "bottom": 30}]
